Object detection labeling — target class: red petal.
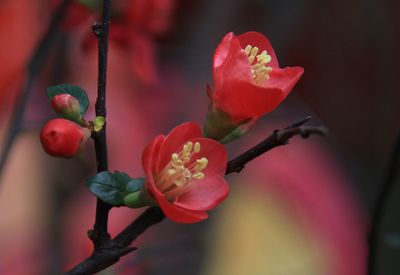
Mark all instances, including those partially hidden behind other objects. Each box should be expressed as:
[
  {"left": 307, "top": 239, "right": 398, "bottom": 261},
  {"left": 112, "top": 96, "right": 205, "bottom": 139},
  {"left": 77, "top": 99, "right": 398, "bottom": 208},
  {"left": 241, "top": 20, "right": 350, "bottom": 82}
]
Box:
[
  {"left": 156, "top": 122, "right": 202, "bottom": 173},
  {"left": 187, "top": 137, "right": 227, "bottom": 175},
  {"left": 237, "top": 31, "right": 279, "bottom": 68},
  {"left": 174, "top": 170, "right": 228, "bottom": 211},
  {"left": 265, "top": 66, "right": 304, "bottom": 94},
  {"left": 142, "top": 135, "right": 165, "bottom": 178},
  {"left": 157, "top": 192, "right": 208, "bottom": 223},
  {"left": 213, "top": 79, "right": 284, "bottom": 120},
  {"left": 129, "top": 33, "right": 158, "bottom": 85},
  {"left": 213, "top": 66, "right": 304, "bottom": 120},
  {"left": 213, "top": 33, "right": 252, "bottom": 89}
]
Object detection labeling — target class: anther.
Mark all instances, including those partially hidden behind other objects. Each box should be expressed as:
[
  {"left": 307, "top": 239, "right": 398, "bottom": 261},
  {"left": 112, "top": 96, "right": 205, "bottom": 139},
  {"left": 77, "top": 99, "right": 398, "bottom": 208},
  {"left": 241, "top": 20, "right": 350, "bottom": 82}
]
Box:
[
  {"left": 194, "top": 142, "right": 201, "bottom": 153},
  {"left": 193, "top": 172, "right": 205, "bottom": 180}
]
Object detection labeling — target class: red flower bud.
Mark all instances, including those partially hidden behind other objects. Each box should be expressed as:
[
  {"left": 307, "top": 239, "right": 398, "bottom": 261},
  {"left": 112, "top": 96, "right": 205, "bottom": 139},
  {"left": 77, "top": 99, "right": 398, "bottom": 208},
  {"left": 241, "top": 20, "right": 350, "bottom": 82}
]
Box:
[
  {"left": 40, "top": 118, "right": 90, "bottom": 158},
  {"left": 51, "top": 94, "right": 83, "bottom": 123},
  {"left": 51, "top": 93, "right": 80, "bottom": 114}
]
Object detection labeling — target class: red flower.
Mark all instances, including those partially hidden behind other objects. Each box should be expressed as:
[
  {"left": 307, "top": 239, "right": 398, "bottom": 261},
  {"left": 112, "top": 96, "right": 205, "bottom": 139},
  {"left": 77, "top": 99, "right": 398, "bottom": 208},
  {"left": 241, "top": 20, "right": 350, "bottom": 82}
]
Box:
[
  {"left": 142, "top": 122, "right": 229, "bottom": 223},
  {"left": 52, "top": 0, "right": 177, "bottom": 85},
  {"left": 212, "top": 31, "right": 304, "bottom": 121},
  {"left": 40, "top": 118, "right": 90, "bottom": 158}
]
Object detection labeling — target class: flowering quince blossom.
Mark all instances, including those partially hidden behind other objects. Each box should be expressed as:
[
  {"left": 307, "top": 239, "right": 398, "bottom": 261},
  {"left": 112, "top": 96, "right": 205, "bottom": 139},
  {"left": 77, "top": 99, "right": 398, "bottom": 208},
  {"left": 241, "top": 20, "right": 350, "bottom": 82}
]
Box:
[
  {"left": 40, "top": 118, "right": 90, "bottom": 158},
  {"left": 141, "top": 122, "right": 229, "bottom": 223},
  {"left": 51, "top": 0, "right": 177, "bottom": 85},
  {"left": 205, "top": 32, "right": 304, "bottom": 142}
]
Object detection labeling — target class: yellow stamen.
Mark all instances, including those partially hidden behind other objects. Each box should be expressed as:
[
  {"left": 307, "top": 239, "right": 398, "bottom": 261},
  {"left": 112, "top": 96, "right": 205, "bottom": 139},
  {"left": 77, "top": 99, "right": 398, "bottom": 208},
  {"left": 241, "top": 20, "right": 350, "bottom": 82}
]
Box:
[
  {"left": 242, "top": 44, "right": 273, "bottom": 85},
  {"left": 156, "top": 141, "right": 209, "bottom": 200},
  {"left": 194, "top": 142, "right": 201, "bottom": 153},
  {"left": 193, "top": 172, "right": 205, "bottom": 180}
]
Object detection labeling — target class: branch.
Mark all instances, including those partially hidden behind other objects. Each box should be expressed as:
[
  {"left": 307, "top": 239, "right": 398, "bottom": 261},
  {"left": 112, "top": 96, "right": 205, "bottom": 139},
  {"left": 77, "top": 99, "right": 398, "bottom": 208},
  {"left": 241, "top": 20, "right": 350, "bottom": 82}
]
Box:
[
  {"left": 65, "top": 117, "right": 326, "bottom": 274},
  {"left": 367, "top": 130, "right": 400, "bottom": 275},
  {"left": 0, "top": 0, "right": 72, "bottom": 180},
  {"left": 226, "top": 116, "right": 327, "bottom": 174},
  {"left": 90, "top": 0, "right": 113, "bottom": 249}
]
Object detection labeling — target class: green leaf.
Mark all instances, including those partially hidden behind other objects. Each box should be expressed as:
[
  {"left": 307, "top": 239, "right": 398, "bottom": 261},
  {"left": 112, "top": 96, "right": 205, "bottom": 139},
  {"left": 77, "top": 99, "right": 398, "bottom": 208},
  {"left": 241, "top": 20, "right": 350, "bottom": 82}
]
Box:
[
  {"left": 112, "top": 171, "right": 132, "bottom": 189},
  {"left": 47, "top": 84, "right": 89, "bottom": 115},
  {"left": 87, "top": 171, "right": 124, "bottom": 206},
  {"left": 126, "top": 178, "right": 145, "bottom": 193},
  {"left": 86, "top": 171, "right": 145, "bottom": 206}
]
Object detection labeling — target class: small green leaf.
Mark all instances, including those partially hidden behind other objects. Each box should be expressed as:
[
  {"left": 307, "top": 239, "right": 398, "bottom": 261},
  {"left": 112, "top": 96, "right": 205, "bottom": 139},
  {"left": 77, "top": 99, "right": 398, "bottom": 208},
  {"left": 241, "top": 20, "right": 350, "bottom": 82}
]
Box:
[
  {"left": 112, "top": 171, "right": 132, "bottom": 189},
  {"left": 87, "top": 171, "right": 124, "bottom": 206},
  {"left": 93, "top": 116, "right": 106, "bottom": 132},
  {"left": 47, "top": 84, "right": 89, "bottom": 115},
  {"left": 126, "top": 178, "right": 145, "bottom": 193},
  {"left": 86, "top": 171, "right": 145, "bottom": 206}
]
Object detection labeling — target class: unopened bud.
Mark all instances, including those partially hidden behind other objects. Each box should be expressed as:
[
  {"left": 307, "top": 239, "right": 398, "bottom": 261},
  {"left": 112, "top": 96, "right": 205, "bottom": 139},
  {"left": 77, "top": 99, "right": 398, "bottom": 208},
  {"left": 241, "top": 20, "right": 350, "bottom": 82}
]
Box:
[
  {"left": 51, "top": 94, "right": 82, "bottom": 124},
  {"left": 40, "top": 118, "right": 90, "bottom": 158}
]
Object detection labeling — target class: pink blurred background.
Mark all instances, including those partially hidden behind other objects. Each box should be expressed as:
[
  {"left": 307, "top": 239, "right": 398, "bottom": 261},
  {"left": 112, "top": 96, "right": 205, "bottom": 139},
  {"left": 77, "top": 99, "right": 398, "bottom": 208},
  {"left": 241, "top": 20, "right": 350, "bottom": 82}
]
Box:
[{"left": 1, "top": 0, "right": 399, "bottom": 274}]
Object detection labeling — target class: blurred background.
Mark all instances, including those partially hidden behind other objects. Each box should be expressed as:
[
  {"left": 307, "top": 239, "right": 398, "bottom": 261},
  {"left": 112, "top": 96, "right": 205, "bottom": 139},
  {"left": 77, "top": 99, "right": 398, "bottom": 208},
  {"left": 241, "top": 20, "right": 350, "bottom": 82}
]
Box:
[{"left": 0, "top": 0, "right": 399, "bottom": 274}]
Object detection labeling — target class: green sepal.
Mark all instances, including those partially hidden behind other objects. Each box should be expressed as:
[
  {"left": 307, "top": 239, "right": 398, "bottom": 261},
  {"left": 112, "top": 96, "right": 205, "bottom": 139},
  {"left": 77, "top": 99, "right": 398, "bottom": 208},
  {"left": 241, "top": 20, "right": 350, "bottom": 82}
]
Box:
[
  {"left": 47, "top": 84, "right": 89, "bottom": 115},
  {"left": 123, "top": 191, "right": 148, "bottom": 208},
  {"left": 203, "top": 107, "right": 256, "bottom": 144},
  {"left": 59, "top": 111, "right": 84, "bottom": 125},
  {"left": 86, "top": 171, "right": 145, "bottom": 206}
]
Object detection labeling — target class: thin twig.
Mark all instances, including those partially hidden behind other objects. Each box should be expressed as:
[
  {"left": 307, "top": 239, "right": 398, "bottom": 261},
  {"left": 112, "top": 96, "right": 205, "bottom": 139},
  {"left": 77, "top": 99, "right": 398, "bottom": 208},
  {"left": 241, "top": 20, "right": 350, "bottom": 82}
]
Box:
[
  {"left": 367, "top": 130, "right": 400, "bottom": 275},
  {"left": 0, "top": 0, "right": 72, "bottom": 180},
  {"left": 65, "top": 117, "right": 326, "bottom": 274},
  {"left": 90, "top": 0, "right": 113, "bottom": 249},
  {"left": 226, "top": 117, "right": 326, "bottom": 174}
]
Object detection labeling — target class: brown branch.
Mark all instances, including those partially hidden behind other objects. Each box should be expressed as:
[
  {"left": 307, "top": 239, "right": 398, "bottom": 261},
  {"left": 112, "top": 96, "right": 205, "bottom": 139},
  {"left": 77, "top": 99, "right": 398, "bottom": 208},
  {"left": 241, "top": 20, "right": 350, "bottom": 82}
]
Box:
[
  {"left": 90, "top": 0, "right": 112, "bottom": 252},
  {"left": 65, "top": 117, "right": 326, "bottom": 274}
]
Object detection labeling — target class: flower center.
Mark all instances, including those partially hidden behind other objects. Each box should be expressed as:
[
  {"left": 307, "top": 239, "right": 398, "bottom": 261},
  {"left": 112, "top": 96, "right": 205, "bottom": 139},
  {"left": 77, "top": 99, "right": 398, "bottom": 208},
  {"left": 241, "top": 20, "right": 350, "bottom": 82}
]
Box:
[
  {"left": 156, "top": 141, "right": 208, "bottom": 200},
  {"left": 243, "top": 44, "right": 273, "bottom": 85}
]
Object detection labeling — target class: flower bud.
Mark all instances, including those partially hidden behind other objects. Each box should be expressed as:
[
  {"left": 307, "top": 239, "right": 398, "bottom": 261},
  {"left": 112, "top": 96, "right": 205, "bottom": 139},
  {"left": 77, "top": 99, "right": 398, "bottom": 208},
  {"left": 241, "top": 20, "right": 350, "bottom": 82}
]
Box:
[
  {"left": 40, "top": 118, "right": 90, "bottom": 158},
  {"left": 51, "top": 94, "right": 83, "bottom": 124}
]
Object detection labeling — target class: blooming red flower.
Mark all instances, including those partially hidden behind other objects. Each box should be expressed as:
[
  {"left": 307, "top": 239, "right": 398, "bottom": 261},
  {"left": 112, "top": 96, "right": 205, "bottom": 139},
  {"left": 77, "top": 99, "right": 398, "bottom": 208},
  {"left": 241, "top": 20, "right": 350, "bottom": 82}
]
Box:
[
  {"left": 142, "top": 122, "right": 229, "bottom": 223},
  {"left": 52, "top": 0, "right": 177, "bottom": 85},
  {"left": 40, "top": 118, "right": 90, "bottom": 158},
  {"left": 211, "top": 31, "right": 304, "bottom": 121}
]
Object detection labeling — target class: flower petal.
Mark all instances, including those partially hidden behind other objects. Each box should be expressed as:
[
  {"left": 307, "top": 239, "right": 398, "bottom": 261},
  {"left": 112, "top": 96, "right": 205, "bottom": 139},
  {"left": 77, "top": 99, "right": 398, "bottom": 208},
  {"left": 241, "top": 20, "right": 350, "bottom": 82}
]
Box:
[
  {"left": 187, "top": 137, "right": 227, "bottom": 175},
  {"left": 213, "top": 79, "right": 284, "bottom": 121},
  {"left": 237, "top": 31, "right": 279, "bottom": 68},
  {"left": 156, "top": 122, "right": 202, "bottom": 173},
  {"left": 142, "top": 134, "right": 165, "bottom": 177},
  {"left": 157, "top": 193, "right": 208, "bottom": 223},
  {"left": 213, "top": 33, "right": 252, "bottom": 89},
  {"left": 265, "top": 66, "right": 304, "bottom": 94},
  {"left": 174, "top": 170, "right": 229, "bottom": 211}
]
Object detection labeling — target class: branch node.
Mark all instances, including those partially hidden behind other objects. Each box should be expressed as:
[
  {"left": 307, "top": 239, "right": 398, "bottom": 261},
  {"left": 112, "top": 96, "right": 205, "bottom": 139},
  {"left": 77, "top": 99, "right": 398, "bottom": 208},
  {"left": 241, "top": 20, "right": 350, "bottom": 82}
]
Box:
[{"left": 92, "top": 22, "right": 103, "bottom": 36}]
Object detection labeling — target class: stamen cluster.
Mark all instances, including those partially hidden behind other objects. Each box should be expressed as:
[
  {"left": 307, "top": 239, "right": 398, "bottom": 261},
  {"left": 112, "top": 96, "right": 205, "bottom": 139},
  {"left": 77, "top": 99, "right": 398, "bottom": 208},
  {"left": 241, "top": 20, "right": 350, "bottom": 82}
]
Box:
[
  {"left": 156, "top": 141, "right": 208, "bottom": 200},
  {"left": 243, "top": 44, "right": 273, "bottom": 85}
]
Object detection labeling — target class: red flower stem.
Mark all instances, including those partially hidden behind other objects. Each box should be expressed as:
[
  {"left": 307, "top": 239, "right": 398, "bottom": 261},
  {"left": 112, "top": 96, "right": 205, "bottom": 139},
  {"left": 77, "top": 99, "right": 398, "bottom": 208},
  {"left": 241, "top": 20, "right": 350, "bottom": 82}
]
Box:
[
  {"left": 0, "top": 0, "right": 72, "bottom": 181},
  {"left": 91, "top": 0, "right": 112, "bottom": 247},
  {"left": 65, "top": 117, "right": 326, "bottom": 274}
]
